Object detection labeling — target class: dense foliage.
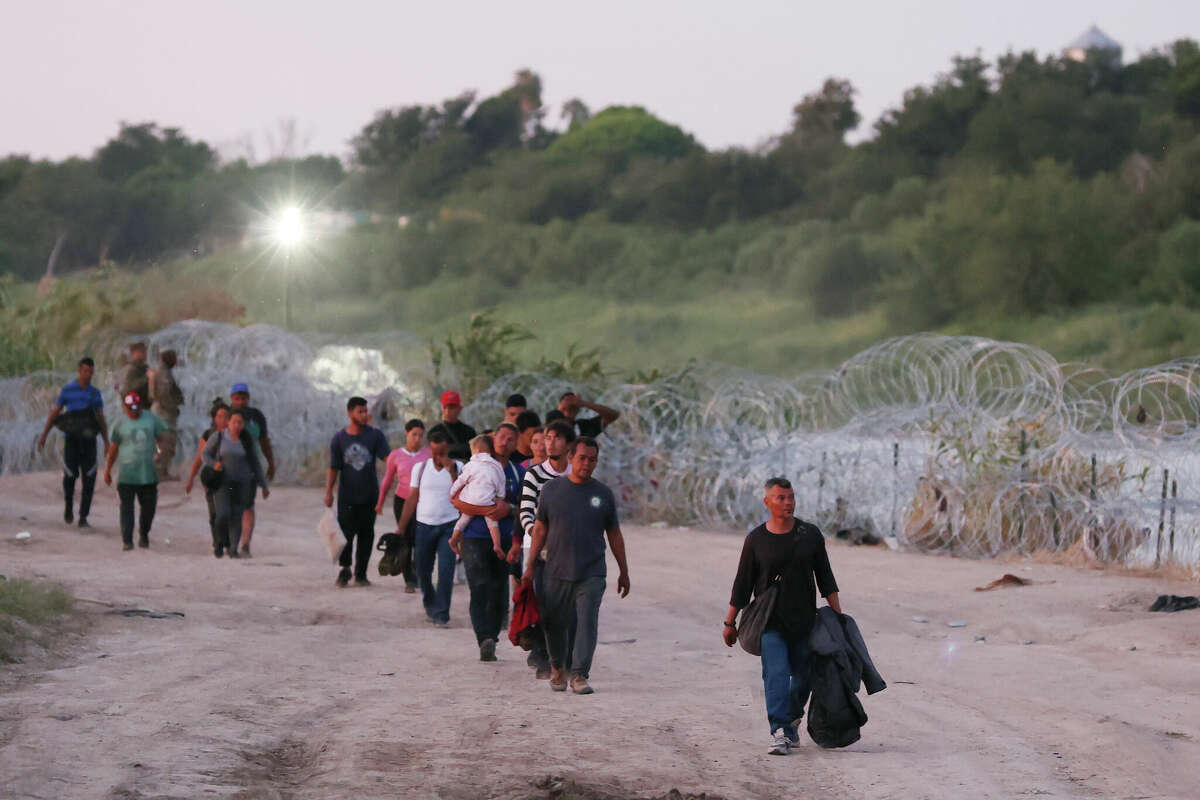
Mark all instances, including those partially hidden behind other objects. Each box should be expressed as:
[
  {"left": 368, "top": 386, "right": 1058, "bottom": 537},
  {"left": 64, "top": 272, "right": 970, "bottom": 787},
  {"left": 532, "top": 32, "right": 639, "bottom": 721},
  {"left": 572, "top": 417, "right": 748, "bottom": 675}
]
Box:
[{"left": 4, "top": 39, "right": 1200, "bottom": 363}]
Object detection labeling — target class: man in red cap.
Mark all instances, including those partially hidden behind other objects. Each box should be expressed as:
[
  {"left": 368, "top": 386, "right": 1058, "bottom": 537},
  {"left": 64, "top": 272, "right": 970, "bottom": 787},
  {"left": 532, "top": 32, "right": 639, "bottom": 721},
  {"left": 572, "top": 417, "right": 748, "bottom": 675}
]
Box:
[
  {"left": 427, "top": 390, "right": 476, "bottom": 462},
  {"left": 104, "top": 392, "right": 168, "bottom": 551}
]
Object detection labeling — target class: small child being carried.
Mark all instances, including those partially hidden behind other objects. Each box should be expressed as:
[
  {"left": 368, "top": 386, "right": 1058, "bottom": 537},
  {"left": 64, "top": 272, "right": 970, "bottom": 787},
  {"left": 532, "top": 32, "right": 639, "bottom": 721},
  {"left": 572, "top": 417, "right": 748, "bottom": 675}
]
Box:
[{"left": 450, "top": 434, "right": 508, "bottom": 558}]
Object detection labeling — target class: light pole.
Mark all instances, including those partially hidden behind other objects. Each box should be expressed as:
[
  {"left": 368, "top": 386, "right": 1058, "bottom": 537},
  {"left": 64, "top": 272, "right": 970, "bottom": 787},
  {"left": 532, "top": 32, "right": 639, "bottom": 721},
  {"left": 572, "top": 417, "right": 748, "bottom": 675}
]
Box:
[{"left": 274, "top": 206, "right": 304, "bottom": 330}]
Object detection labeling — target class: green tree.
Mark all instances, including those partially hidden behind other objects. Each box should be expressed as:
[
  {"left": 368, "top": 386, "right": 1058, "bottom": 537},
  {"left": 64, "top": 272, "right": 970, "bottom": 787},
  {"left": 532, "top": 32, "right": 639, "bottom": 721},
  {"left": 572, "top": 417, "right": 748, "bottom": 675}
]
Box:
[
  {"left": 871, "top": 56, "right": 990, "bottom": 178},
  {"left": 548, "top": 106, "right": 700, "bottom": 165},
  {"left": 1171, "top": 41, "right": 1200, "bottom": 118}
]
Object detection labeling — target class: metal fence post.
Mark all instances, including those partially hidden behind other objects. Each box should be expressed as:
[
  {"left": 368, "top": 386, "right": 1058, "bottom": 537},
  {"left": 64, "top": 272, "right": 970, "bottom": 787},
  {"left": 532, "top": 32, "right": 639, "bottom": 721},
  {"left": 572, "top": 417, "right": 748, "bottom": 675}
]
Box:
[
  {"left": 817, "top": 450, "right": 827, "bottom": 512},
  {"left": 890, "top": 442, "right": 899, "bottom": 538},
  {"left": 1156, "top": 468, "right": 1169, "bottom": 568},
  {"left": 1169, "top": 479, "right": 1177, "bottom": 562}
]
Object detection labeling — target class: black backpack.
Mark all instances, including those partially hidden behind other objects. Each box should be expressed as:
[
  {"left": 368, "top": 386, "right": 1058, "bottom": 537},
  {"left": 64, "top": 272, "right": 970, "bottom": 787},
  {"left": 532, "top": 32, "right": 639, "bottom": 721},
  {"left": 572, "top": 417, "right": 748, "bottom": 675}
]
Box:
[{"left": 376, "top": 531, "right": 413, "bottom": 577}]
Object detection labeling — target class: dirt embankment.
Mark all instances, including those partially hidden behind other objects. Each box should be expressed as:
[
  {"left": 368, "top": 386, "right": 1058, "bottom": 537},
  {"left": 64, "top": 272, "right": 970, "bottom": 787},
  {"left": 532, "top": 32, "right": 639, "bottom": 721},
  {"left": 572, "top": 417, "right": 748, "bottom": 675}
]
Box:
[{"left": 1, "top": 472, "right": 1198, "bottom": 799}]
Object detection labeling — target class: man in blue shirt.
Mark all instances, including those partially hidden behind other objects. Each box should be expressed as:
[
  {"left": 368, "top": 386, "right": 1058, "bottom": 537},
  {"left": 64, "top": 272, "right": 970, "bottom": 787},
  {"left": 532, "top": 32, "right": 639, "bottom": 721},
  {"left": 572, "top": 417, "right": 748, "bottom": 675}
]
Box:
[
  {"left": 450, "top": 422, "right": 524, "bottom": 662},
  {"left": 38, "top": 357, "right": 109, "bottom": 528}
]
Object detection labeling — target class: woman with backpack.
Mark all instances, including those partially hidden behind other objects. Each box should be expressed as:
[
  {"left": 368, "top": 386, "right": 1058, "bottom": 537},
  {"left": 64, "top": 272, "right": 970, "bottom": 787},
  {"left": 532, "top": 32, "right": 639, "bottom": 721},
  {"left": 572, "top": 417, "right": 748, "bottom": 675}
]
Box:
[{"left": 201, "top": 408, "right": 269, "bottom": 558}]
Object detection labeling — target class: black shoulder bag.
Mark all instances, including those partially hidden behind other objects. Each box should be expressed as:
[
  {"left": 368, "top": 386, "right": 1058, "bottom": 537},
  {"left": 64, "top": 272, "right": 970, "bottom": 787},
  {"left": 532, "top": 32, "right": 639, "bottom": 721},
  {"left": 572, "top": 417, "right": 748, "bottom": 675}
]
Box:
[
  {"left": 738, "top": 528, "right": 801, "bottom": 656},
  {"left": 200, "top": 432, "right": 225, "bottom": 491}
]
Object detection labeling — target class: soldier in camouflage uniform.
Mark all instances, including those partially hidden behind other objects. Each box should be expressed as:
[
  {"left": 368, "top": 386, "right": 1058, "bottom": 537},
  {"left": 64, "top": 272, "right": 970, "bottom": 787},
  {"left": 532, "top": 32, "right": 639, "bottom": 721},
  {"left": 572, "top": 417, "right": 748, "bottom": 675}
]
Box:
[{"left": 149, "top": 349, "right": 184, "bottom": 480}]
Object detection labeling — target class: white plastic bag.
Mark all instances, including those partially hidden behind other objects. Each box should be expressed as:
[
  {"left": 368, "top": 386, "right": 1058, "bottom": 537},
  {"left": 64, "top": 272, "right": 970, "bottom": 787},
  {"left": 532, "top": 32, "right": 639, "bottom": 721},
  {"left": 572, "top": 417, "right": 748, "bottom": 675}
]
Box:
[{"left": 317, "top": 508, "right": 343, "bottom": 563}]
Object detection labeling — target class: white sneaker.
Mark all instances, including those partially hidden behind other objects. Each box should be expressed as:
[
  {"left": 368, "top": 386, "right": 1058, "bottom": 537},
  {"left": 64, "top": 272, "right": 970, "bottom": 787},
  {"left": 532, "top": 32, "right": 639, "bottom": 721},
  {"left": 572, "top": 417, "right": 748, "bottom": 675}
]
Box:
[{"left": 768, "top": 728, "right": 791, "bottom": 756}]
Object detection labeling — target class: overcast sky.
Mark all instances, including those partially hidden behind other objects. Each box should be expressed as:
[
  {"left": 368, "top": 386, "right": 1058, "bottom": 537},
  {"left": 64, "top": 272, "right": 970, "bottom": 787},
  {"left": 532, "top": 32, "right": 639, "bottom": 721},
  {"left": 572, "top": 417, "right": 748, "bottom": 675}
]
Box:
[{"left": 5, "top": 0, "right": 1198, "bottom": 162}]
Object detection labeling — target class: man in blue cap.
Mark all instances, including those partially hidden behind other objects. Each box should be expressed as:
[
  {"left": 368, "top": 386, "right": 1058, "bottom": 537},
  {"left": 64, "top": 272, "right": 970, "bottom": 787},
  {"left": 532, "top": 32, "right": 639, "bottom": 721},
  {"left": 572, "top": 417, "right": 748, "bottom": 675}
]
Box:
[{"left": 230, "top": 382, "right": 276, "bottom": 556}]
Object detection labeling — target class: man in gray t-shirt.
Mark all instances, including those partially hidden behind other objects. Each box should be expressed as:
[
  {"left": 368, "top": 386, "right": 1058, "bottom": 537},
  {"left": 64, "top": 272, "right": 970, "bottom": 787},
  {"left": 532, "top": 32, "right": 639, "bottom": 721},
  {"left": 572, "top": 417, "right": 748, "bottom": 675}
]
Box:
[{"left": 523, "top": 437, "right": 631, "bottom": 695}]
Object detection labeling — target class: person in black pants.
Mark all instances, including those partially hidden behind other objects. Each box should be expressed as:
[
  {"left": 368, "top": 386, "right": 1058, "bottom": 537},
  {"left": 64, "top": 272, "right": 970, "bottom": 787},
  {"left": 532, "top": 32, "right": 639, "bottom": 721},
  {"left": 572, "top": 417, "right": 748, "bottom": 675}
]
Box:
[
  {"left": 38, "top": 357, "right": 109, "bottom": 528},
  {"left": 324, "top": 396, "right": 390, "bottom": 587},
  {"left": 185, "top": 401, "right": 231, "bottom": 552},
  {"left": 450, "top": 422, "right": 525, "bottom": 662},
  {"left": 103, "top": 392, "right": 168, "bottom": 550}
]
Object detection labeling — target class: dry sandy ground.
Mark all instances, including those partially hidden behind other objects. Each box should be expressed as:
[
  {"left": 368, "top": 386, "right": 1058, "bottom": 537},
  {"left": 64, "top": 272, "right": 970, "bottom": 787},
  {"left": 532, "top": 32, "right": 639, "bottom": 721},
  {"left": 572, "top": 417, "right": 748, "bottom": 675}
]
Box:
[{"left": 1, "top": 472, "right": 1198, "bottom": 800}]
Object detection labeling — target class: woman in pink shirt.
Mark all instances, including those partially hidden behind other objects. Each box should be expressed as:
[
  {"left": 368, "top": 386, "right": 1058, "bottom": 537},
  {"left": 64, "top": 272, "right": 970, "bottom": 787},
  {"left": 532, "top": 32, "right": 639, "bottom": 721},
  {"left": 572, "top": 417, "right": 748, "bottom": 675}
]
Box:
[{"left": 375, "top": 419, "right": 431, "bottom": 591}]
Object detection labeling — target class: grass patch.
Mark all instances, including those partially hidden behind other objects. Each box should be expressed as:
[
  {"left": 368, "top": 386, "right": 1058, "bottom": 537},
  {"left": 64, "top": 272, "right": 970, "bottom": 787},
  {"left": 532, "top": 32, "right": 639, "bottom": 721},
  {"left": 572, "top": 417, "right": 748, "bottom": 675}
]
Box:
[{"left": 0, "top": 577, "right": 75, "bottom": 663}]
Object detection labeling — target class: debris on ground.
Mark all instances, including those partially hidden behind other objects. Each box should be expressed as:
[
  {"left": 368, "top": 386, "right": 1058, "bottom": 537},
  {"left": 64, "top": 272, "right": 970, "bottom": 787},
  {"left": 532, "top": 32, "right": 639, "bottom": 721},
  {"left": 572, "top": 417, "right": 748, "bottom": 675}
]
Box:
[
  {"left": 529, "top": 776, "right": 724, "bottom": 800},
  {"left": 835, "top": 527, "right": 884, "bottom": 546},
  {"left": 829, "top": 498, "right": 885, "bottom": 545},
  {"left": 14, "top": 531, "right": 31, "bottom": 541},
  {"left": 104, "top": 609, "right": 185, "bottom": 619},
  {"left": 975, "top": 573, "right": 1033, "bottom": 591},
  {"left": 1148, "top": 595, "right": 1199, "bottom": 612},
  {"left": 947, "top": 621, "right": 967, "bottom": 628}
]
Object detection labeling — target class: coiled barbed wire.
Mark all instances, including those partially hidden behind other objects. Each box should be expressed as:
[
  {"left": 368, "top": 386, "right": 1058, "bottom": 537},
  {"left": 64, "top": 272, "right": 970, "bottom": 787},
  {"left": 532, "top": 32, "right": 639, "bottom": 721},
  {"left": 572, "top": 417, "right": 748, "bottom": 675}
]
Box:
[{"left": 3, "top": 324, "right": 1198, "bottom": 566}]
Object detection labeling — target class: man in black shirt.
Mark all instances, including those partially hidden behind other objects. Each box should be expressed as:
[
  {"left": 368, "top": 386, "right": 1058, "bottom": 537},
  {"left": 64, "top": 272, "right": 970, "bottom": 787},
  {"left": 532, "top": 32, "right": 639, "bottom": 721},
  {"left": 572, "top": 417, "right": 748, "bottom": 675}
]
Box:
[
  {"left": 427, "top": 390, "right": 476, "bottom": 461},
  {"left": 555, "top": 391, "right": 619, "bottom": 439},
  {"left": 324, "top": 396, "right": 390, "bottom": 587},
  {"left": 724, "top": 477, "right": 842, "bottom": 756},
  {"left": 503, "top": 393, "right": 527, "bottom": 425},
  {"left": 512, "top": 409, "right": 541, "bottom": 465}
]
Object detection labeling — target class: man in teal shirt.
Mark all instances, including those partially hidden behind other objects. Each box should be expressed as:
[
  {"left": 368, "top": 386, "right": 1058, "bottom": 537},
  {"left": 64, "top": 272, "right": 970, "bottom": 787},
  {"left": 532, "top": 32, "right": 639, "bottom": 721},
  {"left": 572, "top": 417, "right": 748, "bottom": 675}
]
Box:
[{"left": 104, "top": 392, "right": 168, "bottom": 550}]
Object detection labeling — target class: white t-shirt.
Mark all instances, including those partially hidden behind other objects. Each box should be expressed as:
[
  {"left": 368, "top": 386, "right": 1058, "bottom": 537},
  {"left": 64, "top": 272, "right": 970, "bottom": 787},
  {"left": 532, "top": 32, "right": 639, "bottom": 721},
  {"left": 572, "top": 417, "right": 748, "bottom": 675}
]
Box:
[{"left": 410, "top": 459, "right": 463, "bottom": 525}]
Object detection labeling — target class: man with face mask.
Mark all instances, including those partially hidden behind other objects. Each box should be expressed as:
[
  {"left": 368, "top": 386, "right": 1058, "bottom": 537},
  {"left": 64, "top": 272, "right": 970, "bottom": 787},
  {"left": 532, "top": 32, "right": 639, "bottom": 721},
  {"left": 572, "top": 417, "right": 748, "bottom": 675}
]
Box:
[{"left": 104, "top": 392, "right": 168, "bottom": 550}]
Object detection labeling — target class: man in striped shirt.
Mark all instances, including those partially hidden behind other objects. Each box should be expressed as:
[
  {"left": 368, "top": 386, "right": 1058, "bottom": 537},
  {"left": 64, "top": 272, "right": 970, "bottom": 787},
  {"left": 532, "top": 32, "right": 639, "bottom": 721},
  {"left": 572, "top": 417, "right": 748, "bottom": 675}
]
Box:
[{"left": 517, "top": 419, "right": 575, "bottom": 677}]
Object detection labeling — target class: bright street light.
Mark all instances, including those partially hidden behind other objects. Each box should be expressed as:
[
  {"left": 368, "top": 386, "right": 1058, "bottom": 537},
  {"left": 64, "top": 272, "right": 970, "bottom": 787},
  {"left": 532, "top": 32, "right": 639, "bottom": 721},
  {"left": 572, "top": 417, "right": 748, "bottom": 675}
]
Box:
[
  {"left": 271, "top": 204, "right": 306, "bottom": 330},
  {"left": 274, "top": 205, "right": 305, "bottom": 248}
]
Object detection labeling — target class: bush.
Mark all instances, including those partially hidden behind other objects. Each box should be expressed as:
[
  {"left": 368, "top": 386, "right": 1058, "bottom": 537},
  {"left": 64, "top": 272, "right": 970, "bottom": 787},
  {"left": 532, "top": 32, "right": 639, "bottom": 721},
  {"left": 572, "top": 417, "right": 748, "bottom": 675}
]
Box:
[
  {"left": 0, "top": 577, "right": 74, "bottom": 663},
  {"left": 1143, "top": 218, "right": 1200, "bottom": 305}
]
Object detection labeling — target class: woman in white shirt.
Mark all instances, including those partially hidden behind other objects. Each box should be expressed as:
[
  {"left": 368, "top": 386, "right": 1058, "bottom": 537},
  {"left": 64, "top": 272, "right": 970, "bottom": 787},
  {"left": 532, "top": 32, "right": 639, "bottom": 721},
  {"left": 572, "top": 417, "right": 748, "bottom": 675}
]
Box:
[{"left": 396, "top": 430, "right": 461, "bottom": 627}]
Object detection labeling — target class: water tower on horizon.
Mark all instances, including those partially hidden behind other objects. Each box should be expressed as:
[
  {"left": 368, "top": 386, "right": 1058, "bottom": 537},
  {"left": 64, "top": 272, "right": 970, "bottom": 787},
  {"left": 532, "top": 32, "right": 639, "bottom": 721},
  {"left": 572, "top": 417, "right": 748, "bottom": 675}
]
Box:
[{"left": 1064, "top": 25, "right": 1123, "bottom": 65}]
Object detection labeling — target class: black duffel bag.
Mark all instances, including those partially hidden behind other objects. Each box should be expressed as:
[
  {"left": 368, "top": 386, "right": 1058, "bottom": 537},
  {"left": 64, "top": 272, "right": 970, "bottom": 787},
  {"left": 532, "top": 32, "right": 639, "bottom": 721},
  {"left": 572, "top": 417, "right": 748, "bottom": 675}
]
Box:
[
  {"left": 376, "top": 531, "right": 413, "bottom": 577},
  {"left": 199, "top": 433, "right": 224, "bottom": 491},
  {"left": 738, "top": 577, "right": 781, "bottom": 656},
  {"left": 54, "top": 409, "right": 101, "bottom": 439}
]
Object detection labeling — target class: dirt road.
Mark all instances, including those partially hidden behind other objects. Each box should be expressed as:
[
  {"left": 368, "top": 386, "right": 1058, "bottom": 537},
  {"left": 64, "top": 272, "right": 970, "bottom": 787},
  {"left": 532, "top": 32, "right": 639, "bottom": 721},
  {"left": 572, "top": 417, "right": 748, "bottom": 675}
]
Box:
[{"left": 2, "top": 473, "right": 1198, "bottom": 799}]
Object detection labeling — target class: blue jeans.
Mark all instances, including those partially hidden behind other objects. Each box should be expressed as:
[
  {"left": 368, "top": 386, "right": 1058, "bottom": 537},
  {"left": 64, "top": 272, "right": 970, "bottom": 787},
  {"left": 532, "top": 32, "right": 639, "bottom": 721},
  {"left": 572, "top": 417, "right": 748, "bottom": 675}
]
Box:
[
  {"left": 415, "top": 521, "right": 456, "bottom": 624},
  {"left": 761, "top": 627, "right": 813, "bottom": 741}
]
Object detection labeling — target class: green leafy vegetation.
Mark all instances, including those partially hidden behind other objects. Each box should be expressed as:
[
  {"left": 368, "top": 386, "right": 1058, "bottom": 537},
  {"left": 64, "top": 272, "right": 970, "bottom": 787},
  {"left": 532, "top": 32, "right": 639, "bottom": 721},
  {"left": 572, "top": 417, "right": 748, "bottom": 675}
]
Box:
[
  {"left": 4, "top": 40, "right": 1200, "bottom": 375},
  {"left": 0, "top": 577, "right": 74, "bottom": 663}
]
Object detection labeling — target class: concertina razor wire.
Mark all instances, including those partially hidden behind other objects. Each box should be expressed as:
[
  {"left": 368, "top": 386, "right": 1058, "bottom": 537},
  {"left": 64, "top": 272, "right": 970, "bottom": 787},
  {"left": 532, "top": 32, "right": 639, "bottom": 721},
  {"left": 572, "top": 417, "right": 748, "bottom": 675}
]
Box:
[{"left": 2, "top": 323, "right": 1198, "bottom": 567}]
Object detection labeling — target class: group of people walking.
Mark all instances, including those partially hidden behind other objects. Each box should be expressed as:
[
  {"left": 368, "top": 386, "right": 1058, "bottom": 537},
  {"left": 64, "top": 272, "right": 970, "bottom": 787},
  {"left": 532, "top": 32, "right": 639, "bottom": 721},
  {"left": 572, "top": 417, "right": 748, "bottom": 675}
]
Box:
[
  {"left": 40, "top": 343, "right": 274, "bottom": 554},
  {"left": 39, "top": 347, "right": 871, "bottom": 749},
  {"left": 325, "top": 388, "right": 630, "bottom": 695}
]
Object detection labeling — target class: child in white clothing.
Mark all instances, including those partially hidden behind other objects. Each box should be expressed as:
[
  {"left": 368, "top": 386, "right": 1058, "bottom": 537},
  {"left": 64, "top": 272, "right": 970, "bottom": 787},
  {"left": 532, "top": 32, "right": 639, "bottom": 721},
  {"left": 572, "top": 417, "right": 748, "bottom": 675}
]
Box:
[{"left": 450, "top": 435, "right": 508, "bottom": 558}]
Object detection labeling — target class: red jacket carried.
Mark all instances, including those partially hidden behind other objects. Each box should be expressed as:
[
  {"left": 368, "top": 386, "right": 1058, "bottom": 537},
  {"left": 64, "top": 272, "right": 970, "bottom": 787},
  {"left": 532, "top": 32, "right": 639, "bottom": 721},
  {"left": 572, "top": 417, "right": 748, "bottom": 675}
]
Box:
[{"left": 508, "top": 582, "right": 542, "bottom": 648}]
